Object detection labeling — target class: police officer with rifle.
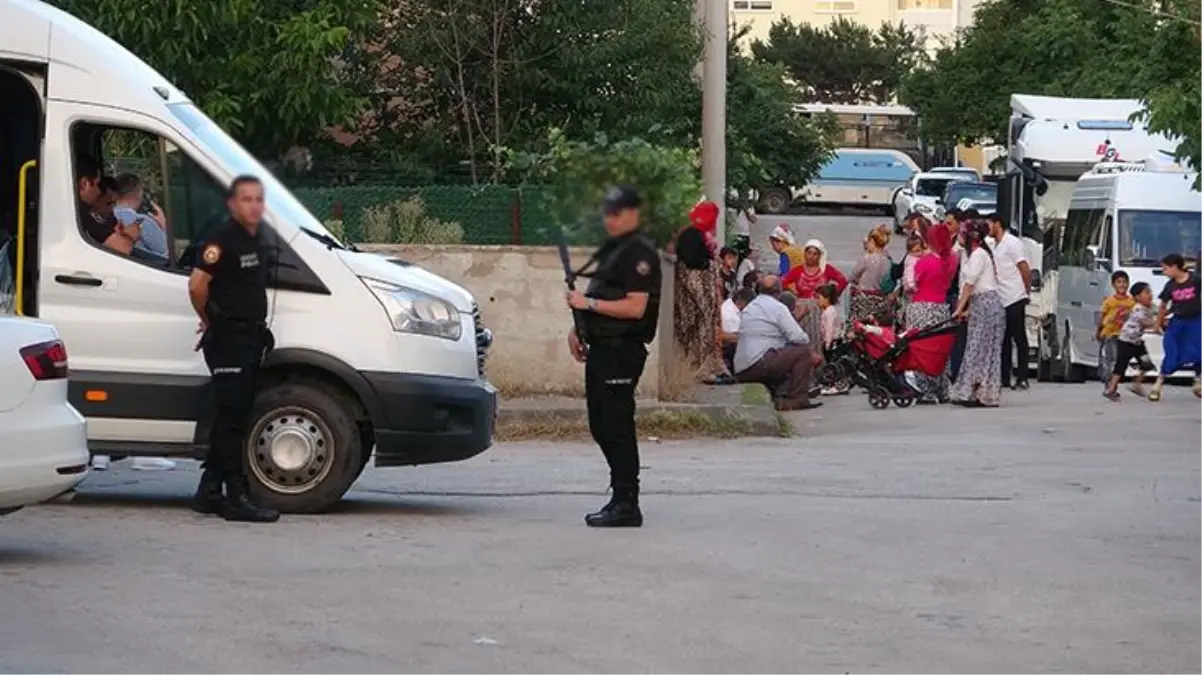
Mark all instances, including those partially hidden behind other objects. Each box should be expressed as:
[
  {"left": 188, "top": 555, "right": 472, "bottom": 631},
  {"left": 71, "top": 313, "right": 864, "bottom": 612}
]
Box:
[{"left": 563, "top": 185, "right": 662, "bottom": 528}]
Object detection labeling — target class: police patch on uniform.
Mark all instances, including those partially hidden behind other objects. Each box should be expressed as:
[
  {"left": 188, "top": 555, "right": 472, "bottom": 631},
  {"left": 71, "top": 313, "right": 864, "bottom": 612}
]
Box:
[
  {"left": 636, "top": 260, "right": 651, "bottom": 276},
  {"left": 202, "top": 245, "right": 221, "bottom": 265}
]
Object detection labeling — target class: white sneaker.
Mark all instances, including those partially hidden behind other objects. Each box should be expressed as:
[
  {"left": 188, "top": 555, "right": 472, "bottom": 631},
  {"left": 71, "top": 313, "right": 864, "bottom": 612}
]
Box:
[
  {"left": 130, "top": 457, "right": 177, "bottom": 471},
  {"left": 90, "top": 455, "right": 110, "bottom": 471}
]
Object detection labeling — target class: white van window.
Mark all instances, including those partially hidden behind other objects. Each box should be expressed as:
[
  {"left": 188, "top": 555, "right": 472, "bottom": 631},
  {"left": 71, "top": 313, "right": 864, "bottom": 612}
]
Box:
[
  {"left": 1061, "top": 207, "right": 1105, "bottom": 266},
  {"left": 1118, "top": 210, "right": 1202, "bottom": 266},
  {"left": 73, "top": 124, "right": 233, "bottom": 271}
]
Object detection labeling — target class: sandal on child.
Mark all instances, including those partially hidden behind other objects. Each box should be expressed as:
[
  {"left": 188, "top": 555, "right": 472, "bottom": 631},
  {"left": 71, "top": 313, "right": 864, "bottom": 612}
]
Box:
[{"left": 1148, "top": 387, "right": 1162, "bottom": 402}]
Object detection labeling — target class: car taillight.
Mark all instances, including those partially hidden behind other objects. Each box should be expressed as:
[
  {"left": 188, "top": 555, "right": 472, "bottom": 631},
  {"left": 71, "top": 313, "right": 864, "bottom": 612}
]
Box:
[{"left": 21, "top": 340, "right": 68, "bottom": 381}]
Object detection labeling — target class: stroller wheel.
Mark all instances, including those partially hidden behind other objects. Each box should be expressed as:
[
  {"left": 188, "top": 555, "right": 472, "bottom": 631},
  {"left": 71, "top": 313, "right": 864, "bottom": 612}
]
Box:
[
  {"left": 868, "top": 389, "right": 891, "bottom": 409},
  {"left": 892, "top": 396, "right": 915, "bottom": 408},
  {"left": 817, "top": 363, "right": 841, "bottom": 388}
]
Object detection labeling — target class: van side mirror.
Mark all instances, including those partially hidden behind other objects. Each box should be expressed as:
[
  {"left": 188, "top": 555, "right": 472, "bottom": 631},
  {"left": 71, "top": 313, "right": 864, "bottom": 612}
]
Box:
[{"left": 1030, "top": 268, "right": 1042, "bottom": 291}]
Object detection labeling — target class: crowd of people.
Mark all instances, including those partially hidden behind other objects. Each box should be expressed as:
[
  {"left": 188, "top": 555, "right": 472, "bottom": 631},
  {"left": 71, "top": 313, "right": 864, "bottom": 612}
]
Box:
[
  {"left": 671, "top": 201, "right": 1047, "bottom": 410},
  {"left": 671, "top": 199, "right": 1200, "bottom": 411}
]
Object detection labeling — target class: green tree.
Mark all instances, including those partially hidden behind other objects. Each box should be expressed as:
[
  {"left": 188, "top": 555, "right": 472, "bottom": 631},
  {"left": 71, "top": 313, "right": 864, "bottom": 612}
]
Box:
[
  {"left": 726, "top": 26, "right": 837, "bottom": 205},
  {"left": 506, "top": 128, "right": 702, "bottom": 247},
  {"left": 348, "top": 0, "right": 702, "bottom": 184},
  {"left": 1134, "top": 0, "right": 1201, "bottom": 184},
  {"left": 751, "top": 17, "right": 926, "bottom": 104},
  {"left": 50, "top": 0, "right": 378, "bottom": 157},
  {"left": 900, "top": 0, "right": 1200, "bottom": 158}
]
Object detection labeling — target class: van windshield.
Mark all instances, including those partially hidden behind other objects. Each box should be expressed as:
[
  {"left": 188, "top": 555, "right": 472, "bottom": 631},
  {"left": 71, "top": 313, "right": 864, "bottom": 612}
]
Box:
[
  {"left": 166, "top": 102, "right": 346, "bottom": 249},
  {"left": 1118, "top": 209, "right": 1202, "bottom": 266}
]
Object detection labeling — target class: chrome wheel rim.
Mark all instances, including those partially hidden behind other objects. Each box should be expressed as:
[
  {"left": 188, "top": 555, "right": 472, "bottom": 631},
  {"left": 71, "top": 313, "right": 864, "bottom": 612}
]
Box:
[{"left": 248, "top": 407, "right": 334, "bottom": 495}]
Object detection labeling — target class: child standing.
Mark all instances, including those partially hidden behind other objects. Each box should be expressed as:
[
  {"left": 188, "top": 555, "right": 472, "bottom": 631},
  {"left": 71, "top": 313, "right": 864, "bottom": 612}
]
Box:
[
  {"left": 1095, "top": 271, "right": 1134, "bottom": 387},
  {"left": 895, "top": 234, "right": 925, "bottom": 328},
  {"left": 815, "top": 284, "right": 849, "bottom": 395},
  {"left": 1103, "top": 282, "right": 1158, "bottom": 400}
]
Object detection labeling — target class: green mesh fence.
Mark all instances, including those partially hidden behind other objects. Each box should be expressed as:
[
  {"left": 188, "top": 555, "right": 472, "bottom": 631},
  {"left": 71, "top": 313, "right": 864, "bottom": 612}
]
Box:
[{"left": 291, "top": 185, "right": 566, "bottom": 246}]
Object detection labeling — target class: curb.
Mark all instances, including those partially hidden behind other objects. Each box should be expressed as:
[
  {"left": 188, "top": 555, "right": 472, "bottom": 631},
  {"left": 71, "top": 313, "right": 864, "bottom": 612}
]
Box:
[{"left": 497, "top": 402, "right": 783, "bottom": 437}]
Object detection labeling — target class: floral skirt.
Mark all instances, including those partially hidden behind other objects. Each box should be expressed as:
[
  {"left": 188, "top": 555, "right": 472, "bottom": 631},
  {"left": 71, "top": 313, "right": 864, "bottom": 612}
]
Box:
[
  {"left": 674, "top": 265, "right": 727, "bottom": 376},
  {"left": 849, "top": 291, "right": 892, "bottom": 326},
  {"left": 949, "top": 290, "right": 1005, "bottom": 406},
  {"left": 905, "top": 301, "right": 951, "bottom": 402}
]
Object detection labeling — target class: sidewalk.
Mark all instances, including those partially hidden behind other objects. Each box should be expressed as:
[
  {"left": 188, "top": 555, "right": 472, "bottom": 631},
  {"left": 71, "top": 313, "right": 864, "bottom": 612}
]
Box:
[{"left": 496, "top": 383, "right": 784, "bottom": 440}]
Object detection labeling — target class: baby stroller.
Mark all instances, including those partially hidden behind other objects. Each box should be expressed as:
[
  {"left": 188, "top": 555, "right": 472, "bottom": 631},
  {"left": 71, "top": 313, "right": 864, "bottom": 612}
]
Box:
[{"left": 829, "top": 319, "right": 959, "bottom": 409}]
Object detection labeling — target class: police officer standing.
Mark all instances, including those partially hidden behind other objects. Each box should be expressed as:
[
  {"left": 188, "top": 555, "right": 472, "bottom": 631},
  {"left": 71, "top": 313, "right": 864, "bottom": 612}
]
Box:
[
  {"left": 187, "top": 175, "right": 280, "bottom": 523},
  {"left": 565, "top": 185, "right": 662, "bottom": 528}
]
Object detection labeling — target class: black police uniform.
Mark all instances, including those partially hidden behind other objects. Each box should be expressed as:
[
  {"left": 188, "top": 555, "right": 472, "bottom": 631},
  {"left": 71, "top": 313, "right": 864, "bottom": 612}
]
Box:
[
  {"left": 192, "top": 219, "right": 279, "bottom": 523},
  {"left": 579, "top": 195, "right": 662, "bottom": 528}
]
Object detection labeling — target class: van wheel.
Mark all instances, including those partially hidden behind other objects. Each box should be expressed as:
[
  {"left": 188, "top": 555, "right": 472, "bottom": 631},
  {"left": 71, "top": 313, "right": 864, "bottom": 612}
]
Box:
[
  {"left": 1036, "top": 320, "right": 1054, "bottom": 382},
  {"left": 757, "top": 187, "right": 791, "bottom": 215},
  {"left": 1060, "top": 328, "right": 1085, "bottom": 384},
  {"left": 243, "top": 380, "right": 362, "bottom": 514}
]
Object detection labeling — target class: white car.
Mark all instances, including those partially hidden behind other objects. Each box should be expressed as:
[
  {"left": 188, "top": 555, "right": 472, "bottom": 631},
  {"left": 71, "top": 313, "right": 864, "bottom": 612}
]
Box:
[
  {"left": 929, "top": 166, "right": 982, "bottom": 182},
  {"left": 0, "top": 317, "right": 89, "bottom": 517},
  {"left": 892, "top": 172, "right": 973, "bottom": 232}
]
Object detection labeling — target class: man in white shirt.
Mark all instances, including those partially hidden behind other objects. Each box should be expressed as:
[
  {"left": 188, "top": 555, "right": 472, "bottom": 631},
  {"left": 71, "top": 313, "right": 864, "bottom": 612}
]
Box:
[
  {"left": 988, "top": 213, "right": 1032, "bottom": 389},
  {"left": 733, "top": 275, "right": 822, "bottom": 411},
  {"left": 720, "top": 288, "right": 754, "bottom": 373}
]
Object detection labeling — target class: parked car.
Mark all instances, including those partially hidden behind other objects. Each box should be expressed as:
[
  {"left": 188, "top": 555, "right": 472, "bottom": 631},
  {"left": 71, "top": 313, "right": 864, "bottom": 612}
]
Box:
[
  {"left": 0, "top": 316, "right": 89, "bottom": 517},
  {"left": 892, "top": 172, "right": 973, "bottom": 232},
  {"left": 929, "top": 166, "right": 982, "bottom": 182},
  {"left": 934, "top": 181, "right": 999, "bottom": 219}
]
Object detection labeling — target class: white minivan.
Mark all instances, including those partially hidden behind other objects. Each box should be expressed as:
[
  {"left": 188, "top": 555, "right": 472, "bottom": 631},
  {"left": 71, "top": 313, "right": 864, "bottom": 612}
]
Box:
[
  {"left": 0, "top": 0, "right": 497, "bottom": 512},
  {"left": 1038, "top": 159, "right": 1200, "bottom": 381}
]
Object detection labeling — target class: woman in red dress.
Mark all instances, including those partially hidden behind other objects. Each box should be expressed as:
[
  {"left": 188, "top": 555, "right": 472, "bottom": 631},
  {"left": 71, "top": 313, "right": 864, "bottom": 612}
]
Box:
[{"left": 781, "top": 239, "right": 847, "bottom": 343}]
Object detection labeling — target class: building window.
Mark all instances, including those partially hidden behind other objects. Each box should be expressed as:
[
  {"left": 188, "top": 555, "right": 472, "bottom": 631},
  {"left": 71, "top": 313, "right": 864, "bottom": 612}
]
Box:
[
  {"left": 898, "top": 0, "right": 953, "bottom": 9},
  {"left": 814, "top": 0, "right": 857, "bottom": 13},
  {"left": 733, "top": 0, "right": 774, "bottom": 10}
]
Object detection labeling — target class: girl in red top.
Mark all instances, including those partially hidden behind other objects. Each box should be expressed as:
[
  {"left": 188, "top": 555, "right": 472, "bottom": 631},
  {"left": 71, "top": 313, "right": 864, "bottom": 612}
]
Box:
[{"left": 782, "top": 239, "right": 847, "bottom": 345}]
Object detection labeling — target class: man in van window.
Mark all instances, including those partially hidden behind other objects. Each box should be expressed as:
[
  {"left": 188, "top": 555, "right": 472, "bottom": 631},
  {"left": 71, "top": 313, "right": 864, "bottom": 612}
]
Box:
[
  {"left": 112, "top": 173, "right": 170, "bottom": 263},
  {"left": 76, "top": 156, "right": 119, "bottom": 247}
]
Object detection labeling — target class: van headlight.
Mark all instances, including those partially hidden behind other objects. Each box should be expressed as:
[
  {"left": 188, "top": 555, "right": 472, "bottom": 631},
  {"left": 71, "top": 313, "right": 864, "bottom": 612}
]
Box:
[{"left": 362, "top": 278, "right": 462, "bottom": 340}]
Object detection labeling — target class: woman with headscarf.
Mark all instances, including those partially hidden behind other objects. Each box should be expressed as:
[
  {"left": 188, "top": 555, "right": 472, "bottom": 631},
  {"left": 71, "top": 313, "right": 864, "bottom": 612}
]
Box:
[
  {"left": 906, "top": 220, "right": 960, "bottom": 403},
  {"left": 768, "top": 223, "right": 805, "bottom": 275},
  {"left": 847, "top": 224, "right": 894, "bottom": 324},
  {"left": 949, "top": 219, "right": 1005, "bottom": 407},
  {"left": 781, "top": 239, "right": 848, "bottom": 348},
  {"left": 673, "top": 201, "right": 734, "bottom": 384}
]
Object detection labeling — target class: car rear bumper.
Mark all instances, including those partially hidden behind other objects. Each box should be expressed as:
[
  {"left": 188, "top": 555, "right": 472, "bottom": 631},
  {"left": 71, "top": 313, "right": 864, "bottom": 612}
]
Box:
[
  {"left": 0, "top": 403, "right": 89, "bottom": 510},
  {"left": 360, "top": 371, "right": 497, "bottom": 467}
]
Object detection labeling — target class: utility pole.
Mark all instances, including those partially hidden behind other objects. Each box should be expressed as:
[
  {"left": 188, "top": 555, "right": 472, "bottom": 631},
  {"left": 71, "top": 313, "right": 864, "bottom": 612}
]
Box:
[{"left": 699, "top": 0, "right": 728, "bottom": 244}]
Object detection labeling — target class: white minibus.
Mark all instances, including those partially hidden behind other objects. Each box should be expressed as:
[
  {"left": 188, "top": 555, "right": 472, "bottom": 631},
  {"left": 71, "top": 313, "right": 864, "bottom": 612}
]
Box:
[{"left": 0, "top": 0, "right": 496, "bottom": 512}]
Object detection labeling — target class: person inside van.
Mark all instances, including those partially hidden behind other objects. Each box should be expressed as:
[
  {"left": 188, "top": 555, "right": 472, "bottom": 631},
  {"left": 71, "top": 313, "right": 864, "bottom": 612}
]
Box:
[
  {"left": 76, "top": 156, "right": 120, "bottom": 248},
  {"left": 1148, "top": 253, "right": 1202, "bottom": 401},
  {"left": 112, "top": 173, "right": 170, "bottom": 264}
]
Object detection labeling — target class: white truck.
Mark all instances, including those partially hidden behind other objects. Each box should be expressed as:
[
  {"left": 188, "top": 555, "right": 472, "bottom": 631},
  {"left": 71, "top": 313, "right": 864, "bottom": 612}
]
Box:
[{"left": 999, "top": 94, "right": 1175, "bottom": 380}]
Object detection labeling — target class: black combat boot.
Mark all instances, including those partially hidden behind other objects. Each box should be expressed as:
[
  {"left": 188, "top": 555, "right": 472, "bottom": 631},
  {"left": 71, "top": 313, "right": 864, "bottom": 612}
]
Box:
[
  {"left": 585, "top": 481, "right": 643, "bottom": 528},
  {"left": 222, "top": 477, "right": 280, "bottom": 523},
  {"left": 191, "top": 470, "right": 225, "bottom": 515}
]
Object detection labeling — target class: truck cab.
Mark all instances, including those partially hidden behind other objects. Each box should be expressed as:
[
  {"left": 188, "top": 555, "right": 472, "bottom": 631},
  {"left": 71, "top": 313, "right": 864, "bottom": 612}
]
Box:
[{"left": 0, "top": 0, "right": 496, "bottom": 512}]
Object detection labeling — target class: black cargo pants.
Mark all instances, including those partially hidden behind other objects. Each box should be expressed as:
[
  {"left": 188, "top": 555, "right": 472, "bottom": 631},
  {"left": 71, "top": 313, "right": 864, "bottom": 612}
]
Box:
[
  {"left": 202, "top": 320, "right": 269, "bottom": 483},
  {"left": 584, "top": 338, "right": 648, "bottom": 490}
]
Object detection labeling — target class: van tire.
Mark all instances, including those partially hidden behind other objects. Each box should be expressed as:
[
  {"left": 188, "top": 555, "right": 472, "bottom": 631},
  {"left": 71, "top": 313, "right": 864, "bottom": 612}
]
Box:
[
  {"left": 757, "top": 187, "right": 791, "bottom": 215},
  {"left": 243, "top": 379, "right": 363, "bottom": 514}
]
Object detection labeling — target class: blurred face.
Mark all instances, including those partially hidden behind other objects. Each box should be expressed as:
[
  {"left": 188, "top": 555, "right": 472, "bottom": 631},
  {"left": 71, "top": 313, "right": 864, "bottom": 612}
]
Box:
[
  {"left": 1113, "top": 276, "right": 1130, "bottom": 295},
  {"left": 78, "top": 176, "right": 102, "bottom": 207},
  {"left": 229, "top": 181, "right": 266, "bottom": 226},
  {"left": 721, "top": 252, "right": 736, "bottom": 269},
  {"left": 988, "top": 218, "right": 1004, "bottom": 238},
  {"left": 1160, "top": 261, "right": 1186, "bottom": 280},
  {"left": 804, "top": 246, "right": 821, "bottom": 267},
  {"left": 816, "top": 294, "right": 830, "bottom": 309},
  {"left": 97, "top": 190, "right": 116, "bottom": 216},
  {"left": 603, "top": 207, "right": 639, "bottom": 236},
  {"left": 1135, "top": 287, "right": 1154, "bottom": 306},
  {"left": 769, "top": 237, "right": 784, "bottom": 253}
]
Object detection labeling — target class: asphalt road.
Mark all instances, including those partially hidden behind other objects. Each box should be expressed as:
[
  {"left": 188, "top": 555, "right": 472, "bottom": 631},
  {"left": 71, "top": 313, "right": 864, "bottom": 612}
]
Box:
[{"left": 2, "top": 383, "right": 1198, "bottom": 673}]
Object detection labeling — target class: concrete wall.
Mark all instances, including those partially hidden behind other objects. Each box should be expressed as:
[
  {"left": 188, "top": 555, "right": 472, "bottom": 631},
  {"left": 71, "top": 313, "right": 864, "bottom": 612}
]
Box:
[{"left": 363, "top": 245, "right": 677, "bottom": 399}]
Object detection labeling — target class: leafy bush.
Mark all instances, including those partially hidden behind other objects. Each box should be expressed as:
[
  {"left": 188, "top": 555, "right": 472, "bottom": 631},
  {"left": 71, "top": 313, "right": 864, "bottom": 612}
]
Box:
[
  {"left": 358, "top": 197, "right": 465, "bottom": 244},
  {"left": 506, "top": 128, "right": 702, "bottom": 247}
]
